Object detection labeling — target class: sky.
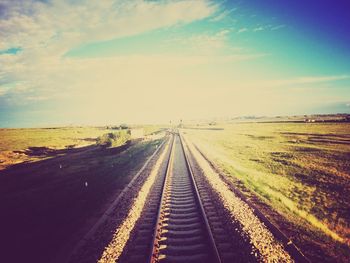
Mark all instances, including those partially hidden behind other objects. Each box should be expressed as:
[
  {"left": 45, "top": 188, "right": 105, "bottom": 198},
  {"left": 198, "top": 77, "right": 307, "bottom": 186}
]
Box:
[{"left": 0, "top": 0, "right": 350, "bottom": 127}]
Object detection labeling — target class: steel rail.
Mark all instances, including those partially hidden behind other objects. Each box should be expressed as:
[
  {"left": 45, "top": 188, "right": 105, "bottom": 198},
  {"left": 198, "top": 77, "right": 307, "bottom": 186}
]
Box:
[
  {"left": 148, "top": 133, "right": 175, "bottom": 263},
  {"left": 179, "top": 133, "right": 222, "bottom": 263},
  {"left": 148, "top": 132, "right": 222, "bottom": 263}
]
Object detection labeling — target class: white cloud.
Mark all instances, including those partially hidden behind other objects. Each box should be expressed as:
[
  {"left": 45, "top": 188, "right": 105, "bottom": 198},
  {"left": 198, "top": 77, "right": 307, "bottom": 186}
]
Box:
[
  {"left": 0, "top": 0, "right": 218, "bottom": 98},
  {"left": 3, "top": 1, "right": 344, "bottom": 124},
  {"left": 271, "top": 24, "right": 286, "bottom": 31},
  {"left": 264, "top": 75, "right": 350, "bottom": 87},
  {"left": 237, "top": 28, "right": 248, "bottom": 33},
  {"left": 0, "top": 0, "right": 216, "bottom": 51},
  {"left": 210, "top": 7, "right": 236, "bottom": 22},
  {"left": 253, "top": 26, "right": 264, "bottom": 32},
  {"left": 166, "top": 29, "right": 232, "bottom": 55}
]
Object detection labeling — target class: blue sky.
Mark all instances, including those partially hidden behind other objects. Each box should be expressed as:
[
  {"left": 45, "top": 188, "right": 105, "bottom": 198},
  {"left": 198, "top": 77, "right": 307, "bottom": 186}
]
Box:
[{"left": 0, "top": 0, "right": 349, "bottom": 127}]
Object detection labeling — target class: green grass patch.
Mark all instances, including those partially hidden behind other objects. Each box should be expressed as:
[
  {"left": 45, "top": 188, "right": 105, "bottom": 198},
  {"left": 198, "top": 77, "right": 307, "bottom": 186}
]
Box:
[{"left": 96, "top": 130, "right": 130, "bottom": 148}]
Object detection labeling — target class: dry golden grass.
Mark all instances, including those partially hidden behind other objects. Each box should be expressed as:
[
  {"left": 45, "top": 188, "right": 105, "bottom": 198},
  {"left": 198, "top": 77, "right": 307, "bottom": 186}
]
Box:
[
  {"left": 0, "top": 126, "right": 165, "bottom": 170},
  {"left": 183, "top": 123, "right": 350, "bottom": 249},
  {"left": 0, "top": 127, "right": 112, "bottom": 170},
  {"left": 183, "top": 135, "right": 293, "bottom": 262},
  {"left": 0, "top": 127, "right": 112, "bottom": 152}
]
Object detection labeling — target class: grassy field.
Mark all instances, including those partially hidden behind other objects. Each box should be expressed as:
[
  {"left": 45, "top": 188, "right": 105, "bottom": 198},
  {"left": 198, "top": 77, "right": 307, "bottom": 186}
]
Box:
[
  {"left": 183, "top": 122, "right": 350, "bottom": 261},
  {"left": 0, "top": 127, "right": 112, "bottom": 169},
  {"left": 142, "top": 125, "right": 168, "bottom": 135},
  {"left": 0, "top": 125, "right": 167, "bottom": 152},
  {"left": 0, "top": 127, "right": 112, "bottom": 151},
  {"left": 0, "top": 126, "right": 165, "bottom": 262},
  {"left": 0, "top": 126, "right": 166, "bottom": 170}
]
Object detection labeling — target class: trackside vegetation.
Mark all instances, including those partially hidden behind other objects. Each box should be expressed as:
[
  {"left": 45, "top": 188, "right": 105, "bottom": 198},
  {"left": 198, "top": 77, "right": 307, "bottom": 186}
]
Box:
[{"left": 96, "top": 130, "right": 130, "bottom": 148}]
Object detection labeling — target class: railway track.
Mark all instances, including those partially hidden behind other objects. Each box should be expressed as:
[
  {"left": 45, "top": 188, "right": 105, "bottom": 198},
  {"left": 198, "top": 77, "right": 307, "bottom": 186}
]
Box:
[
  {"left": 120, "top": 132, "right": 254, "bottom": 263},
  {"left": 149, "top": 133, "right": 221, "bottom": 263},
  {"left": 71, "top": 130, "right": 307, "bottom": 262}
]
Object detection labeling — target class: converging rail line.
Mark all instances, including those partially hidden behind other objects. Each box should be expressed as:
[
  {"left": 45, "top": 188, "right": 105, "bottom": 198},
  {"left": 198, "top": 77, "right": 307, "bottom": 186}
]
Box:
[
  {"left": 120, "top": 132, "right": 255, "bottom": 263},
  {"left": 149, "top": 133, "right": 221, "bottom": 263},
  {"left": 71, "top": 131, "right": 308, "bottom": 263}
]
